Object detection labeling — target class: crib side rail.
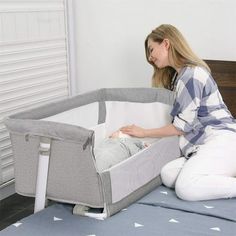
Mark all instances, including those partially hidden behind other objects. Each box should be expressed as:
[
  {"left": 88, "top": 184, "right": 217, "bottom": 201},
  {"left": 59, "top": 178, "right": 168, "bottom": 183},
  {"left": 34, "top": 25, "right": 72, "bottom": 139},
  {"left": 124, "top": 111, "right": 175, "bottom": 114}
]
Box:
[
  {"left": 4, "top": 118, "right": 105, "bottom": 208},
  {"left": 100, "top": 136, "right": 180, "bottom": 216}
]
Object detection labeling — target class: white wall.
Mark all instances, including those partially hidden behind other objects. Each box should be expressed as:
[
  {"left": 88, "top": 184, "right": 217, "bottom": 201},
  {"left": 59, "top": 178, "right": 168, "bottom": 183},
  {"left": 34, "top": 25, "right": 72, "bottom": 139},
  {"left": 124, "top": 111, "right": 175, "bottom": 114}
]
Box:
[{"left": 74, "top": 0, "right": 236, "bottom": 93}]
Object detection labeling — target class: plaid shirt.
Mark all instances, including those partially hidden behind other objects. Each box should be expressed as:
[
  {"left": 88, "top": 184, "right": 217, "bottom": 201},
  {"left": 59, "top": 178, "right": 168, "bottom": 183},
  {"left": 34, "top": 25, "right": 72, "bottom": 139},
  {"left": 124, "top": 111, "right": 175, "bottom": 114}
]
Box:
[{"left": 171, "top": 66, "right": 236, "bottom": 158}]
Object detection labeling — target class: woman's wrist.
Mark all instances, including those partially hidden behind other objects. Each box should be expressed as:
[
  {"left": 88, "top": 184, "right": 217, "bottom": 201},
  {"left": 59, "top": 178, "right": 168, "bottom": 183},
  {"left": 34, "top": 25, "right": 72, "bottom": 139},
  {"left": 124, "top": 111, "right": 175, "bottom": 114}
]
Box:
[
  {"left": 143, "top": 124, "right": 184, "bottom": 138},
  {"left": 143, "top": 128, "right": 158, "bottom": 138},
  {"left": 142, "top": 128, "right": 148, "bottom": 137}
]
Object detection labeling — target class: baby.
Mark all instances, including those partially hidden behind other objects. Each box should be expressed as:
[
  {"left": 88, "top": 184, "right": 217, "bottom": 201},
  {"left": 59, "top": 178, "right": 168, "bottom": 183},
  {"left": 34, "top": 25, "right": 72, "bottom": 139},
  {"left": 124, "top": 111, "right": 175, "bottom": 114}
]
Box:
[{"left": 94, "top": 130, "right": 147, "bottom": 171}]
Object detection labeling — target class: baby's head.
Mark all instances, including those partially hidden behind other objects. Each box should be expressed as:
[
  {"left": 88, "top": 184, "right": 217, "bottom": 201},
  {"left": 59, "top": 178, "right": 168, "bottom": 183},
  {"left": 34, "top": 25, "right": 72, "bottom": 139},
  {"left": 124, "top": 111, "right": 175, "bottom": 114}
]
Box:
[{"left": 110, "top": 130, "right": 131, "bottom": 139}]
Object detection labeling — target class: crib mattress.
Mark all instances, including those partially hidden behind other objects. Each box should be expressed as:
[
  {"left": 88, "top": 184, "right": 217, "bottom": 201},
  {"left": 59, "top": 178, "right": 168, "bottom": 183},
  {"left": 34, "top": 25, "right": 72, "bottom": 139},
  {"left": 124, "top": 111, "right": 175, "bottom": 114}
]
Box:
[{"left": 1, "top": 185, "right": 236, "bottom": 236}]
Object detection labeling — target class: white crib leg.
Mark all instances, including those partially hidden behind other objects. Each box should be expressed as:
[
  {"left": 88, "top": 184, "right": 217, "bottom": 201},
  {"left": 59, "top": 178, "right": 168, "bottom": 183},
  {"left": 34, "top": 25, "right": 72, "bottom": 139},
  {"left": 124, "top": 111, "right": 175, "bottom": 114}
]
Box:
[{"left": 34, "top": 138, "right": 51, "bottom": 213}]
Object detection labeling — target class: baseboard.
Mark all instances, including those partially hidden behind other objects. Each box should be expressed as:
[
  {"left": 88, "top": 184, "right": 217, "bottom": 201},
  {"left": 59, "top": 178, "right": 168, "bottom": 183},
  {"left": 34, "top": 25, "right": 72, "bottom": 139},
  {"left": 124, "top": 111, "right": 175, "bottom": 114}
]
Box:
[{"left": 0, "top": 180, "right": 15, "bottom": 201}]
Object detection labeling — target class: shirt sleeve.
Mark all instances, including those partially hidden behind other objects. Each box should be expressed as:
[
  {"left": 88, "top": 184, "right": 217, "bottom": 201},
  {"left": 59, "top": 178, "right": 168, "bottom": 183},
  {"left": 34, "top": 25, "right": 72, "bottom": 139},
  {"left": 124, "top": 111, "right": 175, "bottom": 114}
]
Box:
[{"left": 171, "top": 69, "right": 204, "bottom": 133}]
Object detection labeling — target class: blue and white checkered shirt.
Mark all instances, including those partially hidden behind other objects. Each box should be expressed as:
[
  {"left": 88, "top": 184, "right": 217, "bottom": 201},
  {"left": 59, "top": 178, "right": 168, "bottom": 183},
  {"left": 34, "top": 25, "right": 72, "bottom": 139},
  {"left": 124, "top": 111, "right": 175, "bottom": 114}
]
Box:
[{"left": 171, "top": 66, "right": 236, "bottom": 158}]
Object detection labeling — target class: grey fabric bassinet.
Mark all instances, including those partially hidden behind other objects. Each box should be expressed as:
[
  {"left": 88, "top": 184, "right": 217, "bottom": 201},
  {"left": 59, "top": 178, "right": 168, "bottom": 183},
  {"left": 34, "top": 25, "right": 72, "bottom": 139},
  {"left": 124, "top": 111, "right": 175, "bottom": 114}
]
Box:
[{"left": 4, "top": 88, "right": 180, "bottom": 218}]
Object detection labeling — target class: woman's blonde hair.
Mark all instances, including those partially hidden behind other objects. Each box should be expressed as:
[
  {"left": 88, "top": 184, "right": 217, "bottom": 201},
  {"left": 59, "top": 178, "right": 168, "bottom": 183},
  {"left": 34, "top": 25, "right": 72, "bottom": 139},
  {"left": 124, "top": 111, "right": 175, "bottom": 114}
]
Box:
[{"left": 145, "top": 24, "right": 210, "bottom": 89}]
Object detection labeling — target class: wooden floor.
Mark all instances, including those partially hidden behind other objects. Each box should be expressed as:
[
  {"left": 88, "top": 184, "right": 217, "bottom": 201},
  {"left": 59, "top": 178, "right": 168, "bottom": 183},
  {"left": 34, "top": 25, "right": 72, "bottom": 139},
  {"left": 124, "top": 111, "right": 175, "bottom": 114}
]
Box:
[{"left": 0, "top": 194, "right": 34, "bottom": 231}]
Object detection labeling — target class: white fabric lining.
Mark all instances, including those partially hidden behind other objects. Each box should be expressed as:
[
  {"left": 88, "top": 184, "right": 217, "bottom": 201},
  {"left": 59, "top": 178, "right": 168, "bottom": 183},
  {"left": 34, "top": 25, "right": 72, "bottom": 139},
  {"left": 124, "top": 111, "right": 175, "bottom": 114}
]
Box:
[
  {"left": 42, "top": 102, "right": 99, "bottom": 129},
  {"left": 105, "top": 101, "right": 172, "bottom": 137}
]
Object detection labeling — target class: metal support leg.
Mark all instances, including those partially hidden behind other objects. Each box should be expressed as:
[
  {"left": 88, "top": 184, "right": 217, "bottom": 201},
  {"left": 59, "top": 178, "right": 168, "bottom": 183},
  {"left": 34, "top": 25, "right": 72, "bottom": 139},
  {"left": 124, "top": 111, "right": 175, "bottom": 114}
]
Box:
[{"left": 34, "top": 137, "right": 51, "bottom": 213}]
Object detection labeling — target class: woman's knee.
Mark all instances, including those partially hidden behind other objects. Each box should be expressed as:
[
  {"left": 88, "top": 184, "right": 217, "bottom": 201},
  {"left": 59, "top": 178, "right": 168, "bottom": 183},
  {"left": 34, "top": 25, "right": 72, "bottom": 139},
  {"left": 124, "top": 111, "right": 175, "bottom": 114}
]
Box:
[
  {"left": 160, "top": 157, "right": 186, "bottom": 188},
  {"left": 160, "top": 165, "right": 176, "bottom": 188},
  {"left": 175, "top": 176, "right": 199, "bottom": 201}
]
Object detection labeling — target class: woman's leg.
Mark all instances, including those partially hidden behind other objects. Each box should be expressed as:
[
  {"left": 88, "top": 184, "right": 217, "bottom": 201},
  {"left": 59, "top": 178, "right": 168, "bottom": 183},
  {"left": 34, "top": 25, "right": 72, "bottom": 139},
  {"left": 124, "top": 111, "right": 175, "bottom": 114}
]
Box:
[
  {"left": 160, "top": 157, "right": 186, "bottom": 188},
  {"left": 175, "top": 130, "right": 236, "bottom": 201}
]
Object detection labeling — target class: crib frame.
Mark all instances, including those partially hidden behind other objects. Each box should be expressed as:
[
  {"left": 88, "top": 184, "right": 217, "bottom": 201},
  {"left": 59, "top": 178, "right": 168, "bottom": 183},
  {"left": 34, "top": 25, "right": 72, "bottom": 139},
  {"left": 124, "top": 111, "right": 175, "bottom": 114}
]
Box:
[{"left": 4, "top": 88, "right": 180, "bottom": 217}]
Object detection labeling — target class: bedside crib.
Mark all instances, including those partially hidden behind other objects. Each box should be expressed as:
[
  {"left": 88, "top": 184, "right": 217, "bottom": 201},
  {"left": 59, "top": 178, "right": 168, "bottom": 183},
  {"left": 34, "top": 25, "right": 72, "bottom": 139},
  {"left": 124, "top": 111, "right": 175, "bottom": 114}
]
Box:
[{"left": 4, "top": 88, "right": 180, "bottom": 217}]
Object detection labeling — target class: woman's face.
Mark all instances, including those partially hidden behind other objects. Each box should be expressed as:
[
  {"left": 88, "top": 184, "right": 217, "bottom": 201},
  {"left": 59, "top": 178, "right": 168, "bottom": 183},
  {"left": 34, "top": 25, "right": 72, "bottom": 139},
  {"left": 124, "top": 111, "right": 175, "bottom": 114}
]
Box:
[{"left": 147, "top": 38, "right": 170, "bottom": 69}]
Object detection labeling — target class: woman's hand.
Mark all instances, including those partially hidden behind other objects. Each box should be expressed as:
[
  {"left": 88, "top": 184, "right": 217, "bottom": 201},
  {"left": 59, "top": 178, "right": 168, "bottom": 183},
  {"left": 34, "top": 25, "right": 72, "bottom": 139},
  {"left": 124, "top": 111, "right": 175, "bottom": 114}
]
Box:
[{"left": 120, "top": 124, "right": 146, "bottom": 138}]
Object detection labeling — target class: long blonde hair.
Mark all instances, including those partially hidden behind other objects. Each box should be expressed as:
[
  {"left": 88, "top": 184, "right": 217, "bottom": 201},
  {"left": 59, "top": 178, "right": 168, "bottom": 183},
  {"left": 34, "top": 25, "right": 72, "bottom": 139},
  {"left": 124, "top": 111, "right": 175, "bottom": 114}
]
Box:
[{"left": 145, "top": 24, "right": 210, "bottom": 89}]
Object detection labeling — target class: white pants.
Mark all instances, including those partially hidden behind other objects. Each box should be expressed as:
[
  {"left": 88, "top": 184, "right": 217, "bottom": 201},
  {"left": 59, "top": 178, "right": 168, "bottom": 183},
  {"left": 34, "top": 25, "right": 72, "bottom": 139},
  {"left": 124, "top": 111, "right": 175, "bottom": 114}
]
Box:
[{"left": 161, "top": 129, "right": 236, "bottom": 201}]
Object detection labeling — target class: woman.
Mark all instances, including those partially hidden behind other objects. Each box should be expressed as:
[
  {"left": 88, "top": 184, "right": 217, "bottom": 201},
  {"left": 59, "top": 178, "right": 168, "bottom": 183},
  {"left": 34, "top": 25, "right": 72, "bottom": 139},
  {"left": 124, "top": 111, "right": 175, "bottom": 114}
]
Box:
[{"left": 120, "top": 24, "right": 236, "bottom": 201}]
